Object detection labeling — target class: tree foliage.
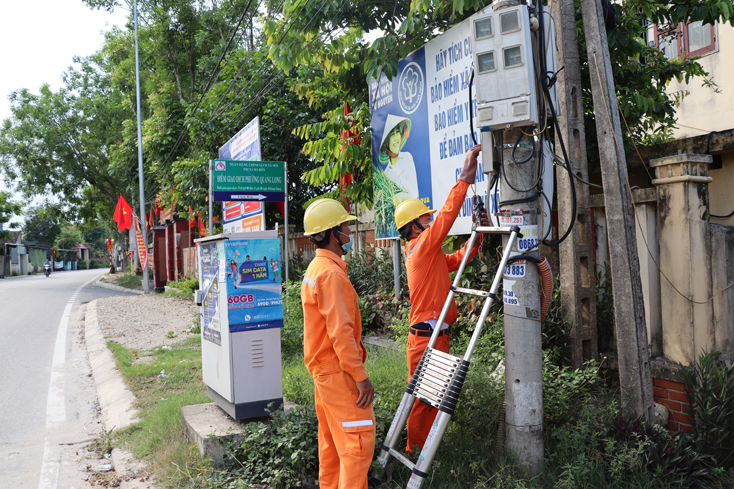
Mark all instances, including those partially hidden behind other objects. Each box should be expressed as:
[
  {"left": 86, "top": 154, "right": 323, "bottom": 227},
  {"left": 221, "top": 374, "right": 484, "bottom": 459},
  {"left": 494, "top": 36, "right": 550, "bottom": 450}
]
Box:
[
  {"left": 2, "top": 0, "right": 733, "bottom": 227},
  {"left": 0, "top": 191, "right": 21, "bottom": 227},
  {"left": 23, "top": 204, "right": 64, "bottom": 245}
]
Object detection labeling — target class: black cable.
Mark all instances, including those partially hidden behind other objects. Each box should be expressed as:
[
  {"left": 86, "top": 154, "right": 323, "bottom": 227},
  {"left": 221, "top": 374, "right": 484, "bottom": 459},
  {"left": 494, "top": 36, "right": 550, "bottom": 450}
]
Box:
[
  {"left": 500, "top": 148, "right": 541, "bottom": 194},
  {"left": 535, "top": 0, "right": 577, "bottom": 248},
  {"left": 507, "top": 254, "right": 542, "bottom": 265},
  {"left": 711, "top": 209, "right": 734, "bottom": 219},
  {"left": 469, "top": 65, "right": 478, "bottom": 146},
  {"left": 488, "top": 173, "right": 498, "bottom": 226},
  {"left": 499, "top": 193, "right": 539, "bottom": 206},
  {"left": 511, "top": 132, "right": 536, "bottom": 164}
]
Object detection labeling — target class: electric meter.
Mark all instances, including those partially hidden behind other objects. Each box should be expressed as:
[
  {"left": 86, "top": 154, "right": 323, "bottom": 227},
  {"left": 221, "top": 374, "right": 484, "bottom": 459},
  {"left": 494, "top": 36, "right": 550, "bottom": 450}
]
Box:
[{"left": 471, "top": 1, "right": 558, "bottom": 130}]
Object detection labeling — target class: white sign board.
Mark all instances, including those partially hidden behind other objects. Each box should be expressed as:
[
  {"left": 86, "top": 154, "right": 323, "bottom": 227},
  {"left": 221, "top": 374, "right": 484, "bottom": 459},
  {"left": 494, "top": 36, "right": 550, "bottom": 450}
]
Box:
[{"left": 370, "top": 16, "right": 499, "bottom": 239}]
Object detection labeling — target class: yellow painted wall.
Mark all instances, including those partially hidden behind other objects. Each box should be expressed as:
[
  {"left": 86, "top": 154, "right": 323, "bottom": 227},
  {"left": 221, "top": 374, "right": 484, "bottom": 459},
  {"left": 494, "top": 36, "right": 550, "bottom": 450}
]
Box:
[
  {"left": 708, "top": 153, "right": 734, "bottom": 226},
  {"left": 664, "top": 23, "right": 734, "bottom": 139}
]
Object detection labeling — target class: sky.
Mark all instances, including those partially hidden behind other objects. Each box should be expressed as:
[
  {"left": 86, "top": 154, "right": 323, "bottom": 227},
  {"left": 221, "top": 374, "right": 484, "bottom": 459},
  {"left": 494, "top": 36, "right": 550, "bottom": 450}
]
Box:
[{"left": 0, "top": 0, "right": 129, "bottom": 228}]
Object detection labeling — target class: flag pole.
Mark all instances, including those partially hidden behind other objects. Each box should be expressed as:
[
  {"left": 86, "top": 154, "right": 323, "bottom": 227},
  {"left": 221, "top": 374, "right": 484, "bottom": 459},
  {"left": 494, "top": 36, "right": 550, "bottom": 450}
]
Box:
[{"left": 134, "top": 0, "right": 149, "bottom": 294}]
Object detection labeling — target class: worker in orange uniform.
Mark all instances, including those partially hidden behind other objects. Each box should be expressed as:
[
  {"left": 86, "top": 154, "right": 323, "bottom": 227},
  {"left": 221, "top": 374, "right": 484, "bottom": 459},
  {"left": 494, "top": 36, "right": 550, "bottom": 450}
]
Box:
[
  {"left": 394, "top": 144, "right": 488, "bottom": 454},
  {"left": 301, "top": 198, "right": 376, "bottom": 489}
]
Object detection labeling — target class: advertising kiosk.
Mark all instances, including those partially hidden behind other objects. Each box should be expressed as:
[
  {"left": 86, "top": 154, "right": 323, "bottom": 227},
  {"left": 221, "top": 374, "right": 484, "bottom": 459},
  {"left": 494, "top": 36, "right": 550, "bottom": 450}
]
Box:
[{"left": 195, "top": 230, "right": 284, "bottom": 419}]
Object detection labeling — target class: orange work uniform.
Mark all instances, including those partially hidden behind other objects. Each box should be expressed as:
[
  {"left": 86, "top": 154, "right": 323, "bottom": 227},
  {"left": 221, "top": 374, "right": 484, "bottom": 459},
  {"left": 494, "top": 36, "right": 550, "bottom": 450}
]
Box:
[
  {"left": 404, "top": 179, "right": 477, "bottom": 452},
  {"left": 302, "top": 248, "right": 375, "bottom": 489}
]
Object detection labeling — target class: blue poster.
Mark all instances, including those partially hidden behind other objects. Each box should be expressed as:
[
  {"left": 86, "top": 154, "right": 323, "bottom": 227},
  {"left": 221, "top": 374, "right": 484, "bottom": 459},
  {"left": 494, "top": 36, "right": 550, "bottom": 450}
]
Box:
[
  {"left": 370, "top": 48, "right": 432, "bottom": 239},
  {"left": 224, "top": 238, "right": 283, "bottom": 332}
]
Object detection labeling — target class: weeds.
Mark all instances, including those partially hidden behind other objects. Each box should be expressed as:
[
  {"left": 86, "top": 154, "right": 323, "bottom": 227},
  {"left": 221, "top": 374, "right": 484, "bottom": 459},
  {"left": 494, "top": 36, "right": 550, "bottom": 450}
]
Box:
[
  {"left": 114, "top": 273, "right": 144, "bottom": 290},
  {"left": 107, "top": 337, "right": 210, "bottom": 488}
]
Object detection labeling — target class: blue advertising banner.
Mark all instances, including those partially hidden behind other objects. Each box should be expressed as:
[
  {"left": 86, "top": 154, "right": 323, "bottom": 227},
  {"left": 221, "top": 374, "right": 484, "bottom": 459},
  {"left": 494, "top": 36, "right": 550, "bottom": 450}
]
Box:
[
  {"left": 224, "top": 238, "right": 283, "bottom": 332},
  {"left": 369, "top": 18, "right": 499, "bottom": 239}
]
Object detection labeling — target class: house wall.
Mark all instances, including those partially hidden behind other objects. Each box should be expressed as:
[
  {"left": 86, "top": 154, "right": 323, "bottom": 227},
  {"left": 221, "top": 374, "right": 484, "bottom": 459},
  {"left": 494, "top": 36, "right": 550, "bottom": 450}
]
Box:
[{"left": 666, "top": 23, "right": 734, "bottom": 139}]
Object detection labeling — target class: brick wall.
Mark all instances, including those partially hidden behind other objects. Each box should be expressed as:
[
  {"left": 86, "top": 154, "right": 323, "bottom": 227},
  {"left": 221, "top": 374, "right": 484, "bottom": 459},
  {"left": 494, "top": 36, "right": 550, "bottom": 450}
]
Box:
[{"left": 652, "top": 378, "right": 693, "bottom": 432}]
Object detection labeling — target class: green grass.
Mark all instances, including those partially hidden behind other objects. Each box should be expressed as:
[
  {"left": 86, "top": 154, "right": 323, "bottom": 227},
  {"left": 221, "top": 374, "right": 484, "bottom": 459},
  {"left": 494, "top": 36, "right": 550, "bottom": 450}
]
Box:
[
  {"left": 107, "top": 337, "right": 210, "bottom": 488},
  {"left": 113, "top": 274, "right": 144, "bottom": 290}
]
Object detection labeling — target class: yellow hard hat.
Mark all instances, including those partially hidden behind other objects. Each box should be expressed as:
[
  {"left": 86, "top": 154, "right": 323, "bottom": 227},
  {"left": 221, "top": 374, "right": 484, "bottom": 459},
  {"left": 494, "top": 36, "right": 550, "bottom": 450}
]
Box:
[
  {"left": 303, "top": 198, "right": 356, "bottom": 235},
  {"left": 394, "top": 199, "right": 436, "bottom": 230}
]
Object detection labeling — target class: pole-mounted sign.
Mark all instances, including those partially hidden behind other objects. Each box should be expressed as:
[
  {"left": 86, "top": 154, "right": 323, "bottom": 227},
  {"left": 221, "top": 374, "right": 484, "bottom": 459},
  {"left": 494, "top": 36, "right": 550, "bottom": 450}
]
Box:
[{"left": 212, "top": 160, "right": 285, "bottom": 202}]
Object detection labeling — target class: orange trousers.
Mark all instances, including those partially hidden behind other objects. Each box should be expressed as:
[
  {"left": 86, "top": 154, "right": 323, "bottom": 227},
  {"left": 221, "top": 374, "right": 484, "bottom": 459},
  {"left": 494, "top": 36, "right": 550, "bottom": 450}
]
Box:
[
  {"left": 313, "top": 370, "right": 376, "bottom": 489},
  {"left": 406, "top": 330, "right": 450, "bottom": 453}
]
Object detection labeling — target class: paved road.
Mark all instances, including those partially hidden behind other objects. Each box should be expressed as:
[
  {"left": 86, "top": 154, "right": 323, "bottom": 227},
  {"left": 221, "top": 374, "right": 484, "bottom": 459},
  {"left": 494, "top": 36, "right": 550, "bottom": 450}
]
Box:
[{"left": 0, "top": 269, "right": 134, "bottom": 488}]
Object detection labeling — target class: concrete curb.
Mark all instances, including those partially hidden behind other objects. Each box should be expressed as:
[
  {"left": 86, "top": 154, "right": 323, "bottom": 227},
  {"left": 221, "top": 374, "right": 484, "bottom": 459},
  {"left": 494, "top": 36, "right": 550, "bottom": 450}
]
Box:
[
  {"left": 85, "top": 300, "right": 155, "bottom": 487},
  {"left": 94, "top": 278, "right": 144, "bottom": 295},
  {"left": 85, "top": 299, "right": 138, "bottom": 431}
]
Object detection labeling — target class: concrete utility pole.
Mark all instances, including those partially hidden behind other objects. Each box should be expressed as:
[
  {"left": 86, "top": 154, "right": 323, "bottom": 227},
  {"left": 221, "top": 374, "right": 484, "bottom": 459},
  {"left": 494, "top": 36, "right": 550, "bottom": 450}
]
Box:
[
  {"left": 552, "top": 0, "right": 598, "bottom": 368},
  {"left": 580, "top": 0, "right": 654, "bottom": 424},
  {"left": 499, "top": 127, "right": 543, "bottom": 474},
  {"left": 134, "top": 0, "right": 149, "bottom": 294}
]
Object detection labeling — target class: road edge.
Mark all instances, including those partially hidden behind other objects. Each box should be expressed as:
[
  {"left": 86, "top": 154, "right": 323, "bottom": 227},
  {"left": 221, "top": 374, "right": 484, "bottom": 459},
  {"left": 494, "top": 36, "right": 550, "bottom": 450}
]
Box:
[
  {"left": 94, "top": 277, "right": 144, "bottom": 295},
  {"left": 85, "top": 299, "right": 138, "bottom": 430}
]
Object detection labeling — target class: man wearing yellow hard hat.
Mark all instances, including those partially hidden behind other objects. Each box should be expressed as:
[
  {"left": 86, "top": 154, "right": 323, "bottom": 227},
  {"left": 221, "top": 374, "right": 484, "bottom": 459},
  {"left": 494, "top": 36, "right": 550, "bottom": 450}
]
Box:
[
  {"left": 300, "top": 198, "right": 375, "bottom": 489},
  {"left": 394, "top": 144, "right": 488, "bottom": 454}
]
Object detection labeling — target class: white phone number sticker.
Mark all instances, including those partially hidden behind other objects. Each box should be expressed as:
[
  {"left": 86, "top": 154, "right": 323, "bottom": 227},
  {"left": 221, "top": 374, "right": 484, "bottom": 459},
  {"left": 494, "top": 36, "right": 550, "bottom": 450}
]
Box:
[
  {"left": 499, "top": 215, "right": 524, "bottom": 225},
  {"left": 504, "top": 261, "right": 526, "bottom": 278},
  {"left": 514, "top": 225, "right": 539, "bottom": 252},
  {"left": 503, "top": 279, "right": 520, "bottom": 306}
]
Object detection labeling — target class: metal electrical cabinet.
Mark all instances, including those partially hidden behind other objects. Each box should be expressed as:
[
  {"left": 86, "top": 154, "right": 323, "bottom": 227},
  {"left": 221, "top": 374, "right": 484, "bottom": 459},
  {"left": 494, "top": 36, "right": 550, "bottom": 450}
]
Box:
[
  {"left": 195, "top": 230, "right": 284, "bottom": 419},
  {"left": 471, "top": 0, "right": 558, "bottom": 130}
]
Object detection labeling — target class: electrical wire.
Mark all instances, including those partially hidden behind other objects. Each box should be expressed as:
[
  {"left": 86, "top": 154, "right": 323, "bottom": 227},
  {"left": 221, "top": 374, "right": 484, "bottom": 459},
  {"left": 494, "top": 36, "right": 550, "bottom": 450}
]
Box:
[
  {"left": 535, "top": 0, "right": 577, "bottom": 248},
  {"left": 710, "top": 209, "right": 734, "bottom": 219},
  {"left": 159, "top": 0, "right": 257, "bottom": 168},
  {"left": 469, "top": 65, "right": 478, "bottom": 146},
  {"left": 511, "top": 132, "right": 536, "bottom": 164}
]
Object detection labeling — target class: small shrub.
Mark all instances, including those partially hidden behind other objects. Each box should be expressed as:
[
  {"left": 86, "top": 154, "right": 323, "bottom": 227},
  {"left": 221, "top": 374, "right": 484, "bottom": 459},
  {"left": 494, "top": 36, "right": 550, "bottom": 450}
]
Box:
[
  {"left": 347, "top": 248, "right": 406, "bottom": 296},
  {"left": 543, "top": 360, "right": 600, "bottom": 430},
  {"left": 682, "top": 351, "right": 734, "bottom": 470},
  {"left": 78, "top": 259, "right": 88, "bottom": 269},
  {"left": 281, "top": 281, "right": 305, "bottom": 358},
  {"left": 601, "top": 416, "right": 713, "bottom": 487},
  {"left": 166, "top": 277, "right": 199, "bottom": 295},
  {"left": 210, "top": 405, "right": 319, "bottom": 488}
]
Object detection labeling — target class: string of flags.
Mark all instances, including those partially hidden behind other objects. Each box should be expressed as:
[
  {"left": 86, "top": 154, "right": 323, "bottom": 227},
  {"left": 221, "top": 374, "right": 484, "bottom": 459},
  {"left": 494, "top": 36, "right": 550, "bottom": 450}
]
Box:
[{"left": 113, "top": 194, "right": 214, "bottom": 269}]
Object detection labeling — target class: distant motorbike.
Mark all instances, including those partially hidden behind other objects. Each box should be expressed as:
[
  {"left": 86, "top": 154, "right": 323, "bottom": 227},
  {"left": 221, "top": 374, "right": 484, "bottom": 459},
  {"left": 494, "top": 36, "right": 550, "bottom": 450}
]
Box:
[{"left": 44, "top": 264, "right": 51, "bottom": 277}]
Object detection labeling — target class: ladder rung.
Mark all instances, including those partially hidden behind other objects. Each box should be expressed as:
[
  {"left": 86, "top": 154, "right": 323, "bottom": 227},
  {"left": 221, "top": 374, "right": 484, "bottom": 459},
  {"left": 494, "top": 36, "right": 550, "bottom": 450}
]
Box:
[
  {"left": 426, "top": 348, "right": 462, "bottom": 364},
  {"left": 389, "top": 448, "right": 415, "bottom": 471},
  {"left": 475, "top": 225, "right": 521, "bottom": 235},
  {"left": 451, "top": 285, "right": 489, "bottom": 297}
]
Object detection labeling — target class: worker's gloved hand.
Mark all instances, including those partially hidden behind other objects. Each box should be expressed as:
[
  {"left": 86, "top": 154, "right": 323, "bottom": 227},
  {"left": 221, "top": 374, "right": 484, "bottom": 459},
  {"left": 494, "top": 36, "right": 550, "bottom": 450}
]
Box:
[
  {"left": 355, "top": 378, "right": 375, "bottom": 409},
  {"left": 479, "top": 209, "right": 490, "bottom": 227},
  {"left": 458, "top": 145, "right": 482, "bottom": 183}
]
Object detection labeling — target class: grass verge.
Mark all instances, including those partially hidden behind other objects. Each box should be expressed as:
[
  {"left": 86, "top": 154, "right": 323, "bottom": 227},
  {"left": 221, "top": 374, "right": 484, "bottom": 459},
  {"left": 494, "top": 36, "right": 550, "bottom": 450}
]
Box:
[
  {"left": 107, "top": 336, "right": 210, "bottom": 487},
  {"left": 113, "top": 274, "right": 144, "bottom": 290}
]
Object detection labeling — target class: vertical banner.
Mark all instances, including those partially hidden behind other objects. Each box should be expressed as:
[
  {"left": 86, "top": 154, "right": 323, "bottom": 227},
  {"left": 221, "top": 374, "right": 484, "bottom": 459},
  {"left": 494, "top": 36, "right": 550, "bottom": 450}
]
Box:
[
  {"left": 134, "top": 215, "right": 147, "bottom": 269},
  {"left": 224, "top": 238, "right": 283, "bottom": 331},
  {"left": 370, "top": 17, "right": 498, "bottom": 239}
]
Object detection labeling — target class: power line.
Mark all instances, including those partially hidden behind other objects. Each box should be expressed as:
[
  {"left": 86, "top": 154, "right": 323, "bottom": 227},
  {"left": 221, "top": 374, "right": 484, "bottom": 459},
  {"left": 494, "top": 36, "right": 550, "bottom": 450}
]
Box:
[{"left": 160, "top": 0, "right": 257, "bottom": 168}]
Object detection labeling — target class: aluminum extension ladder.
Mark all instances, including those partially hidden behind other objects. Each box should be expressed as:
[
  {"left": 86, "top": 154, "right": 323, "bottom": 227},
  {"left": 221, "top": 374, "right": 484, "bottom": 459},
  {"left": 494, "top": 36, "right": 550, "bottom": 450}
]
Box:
[{"left": 374, "top": 221, "right": 522, "bottom": 489}]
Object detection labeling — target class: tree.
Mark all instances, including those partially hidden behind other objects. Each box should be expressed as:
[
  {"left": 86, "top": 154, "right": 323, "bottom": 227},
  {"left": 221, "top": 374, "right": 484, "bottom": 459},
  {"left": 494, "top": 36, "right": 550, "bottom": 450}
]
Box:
[
  {"left": 23, "top": 204, "right": 63, "bottom": 245},
  {"left": 0, "top": 191, "right": 21, "bottom": 228},
  {"left": 56, "top": 226, "right": 85, "bottom": 251},
  {"left": 0, "top": 58, "right": 131, "bottom": 213}
]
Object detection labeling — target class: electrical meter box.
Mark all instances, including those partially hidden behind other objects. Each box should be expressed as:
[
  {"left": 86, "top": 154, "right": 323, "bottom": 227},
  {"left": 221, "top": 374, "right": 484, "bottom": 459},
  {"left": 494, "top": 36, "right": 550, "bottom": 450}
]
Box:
[
  {"left": 195, "top": 230, "right": 284, "bottom": 420},
  {"left": 471, "top": 1, "right": 558, "bottom": 130}
]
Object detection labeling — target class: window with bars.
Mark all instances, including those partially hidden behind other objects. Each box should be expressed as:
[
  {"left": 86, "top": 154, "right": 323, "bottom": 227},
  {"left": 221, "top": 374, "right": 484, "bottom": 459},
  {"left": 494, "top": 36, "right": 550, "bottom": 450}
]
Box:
[{"left": 653, "top": 21, "right": 716, "bottom": 59}]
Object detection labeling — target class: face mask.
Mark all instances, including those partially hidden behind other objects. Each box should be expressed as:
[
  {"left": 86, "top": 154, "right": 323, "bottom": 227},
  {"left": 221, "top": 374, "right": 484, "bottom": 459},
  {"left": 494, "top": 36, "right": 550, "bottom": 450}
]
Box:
[{"left": 336, "top": 231, "right": 354, "bottom": 255}]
